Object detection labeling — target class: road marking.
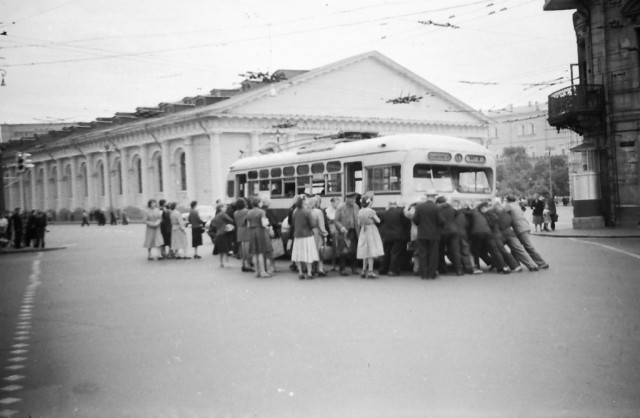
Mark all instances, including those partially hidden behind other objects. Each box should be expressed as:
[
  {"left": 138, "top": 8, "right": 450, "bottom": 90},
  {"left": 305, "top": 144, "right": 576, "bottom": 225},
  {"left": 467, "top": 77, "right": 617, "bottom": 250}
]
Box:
[
  {"left": 1, "top": 377, "right": 23, "bottom": 383},
  {"left": 0, "top": 253, "right": 42, "bottom": 417},
  {"left": 0, "top": 387, "right": 21, "bottom": 393},
  {"left": 569, "top": 238, "right": 640, "bottom": 261}
]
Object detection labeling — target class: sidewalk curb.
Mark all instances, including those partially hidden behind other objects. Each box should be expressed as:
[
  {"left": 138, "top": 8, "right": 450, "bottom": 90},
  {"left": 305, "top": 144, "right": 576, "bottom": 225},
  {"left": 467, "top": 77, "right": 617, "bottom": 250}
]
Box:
[
  {"left": 0, "top": 246, "right": 66, "bottom": 255},
  {"left": 536, "top": 232, "right": 640, "bottom": 239}
]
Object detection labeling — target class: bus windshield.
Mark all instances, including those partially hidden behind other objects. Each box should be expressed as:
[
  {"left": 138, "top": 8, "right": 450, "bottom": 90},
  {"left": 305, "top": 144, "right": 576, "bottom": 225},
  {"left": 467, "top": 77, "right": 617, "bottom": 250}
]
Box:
[{"left": 413, "top": 164, "right": 493, "bottom": 194}]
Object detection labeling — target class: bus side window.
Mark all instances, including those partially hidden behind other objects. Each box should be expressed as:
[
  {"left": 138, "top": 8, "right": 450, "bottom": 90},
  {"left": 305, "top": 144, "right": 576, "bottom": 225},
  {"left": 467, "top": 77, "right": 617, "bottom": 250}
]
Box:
[
  {"left": 326, "top": 173, "right": 342, "bottom": 194},
  {"left": 284, "top": 178, "right": 296, "bottom": 197},
  {"left": 271, "top": 179, "right": 283, "bottom": 196},
  {"left": 344, "top": 162, "right": 363, "bottom": 194},
  {"left": 297, "top": 176, "right": 311, "bottom": 195},
  {"left": 248, "top": 181, "right": 259, "bottom": 196},
  {"left": 227, "top": 180, "right": 235, "bottom": 198}
]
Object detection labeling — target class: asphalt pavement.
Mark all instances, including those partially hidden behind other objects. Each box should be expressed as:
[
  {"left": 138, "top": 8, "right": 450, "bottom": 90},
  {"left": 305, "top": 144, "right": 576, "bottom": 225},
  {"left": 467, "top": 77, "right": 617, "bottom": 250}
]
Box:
[{"left": 1, "top": 219, "right": 640, "bottom": 417}]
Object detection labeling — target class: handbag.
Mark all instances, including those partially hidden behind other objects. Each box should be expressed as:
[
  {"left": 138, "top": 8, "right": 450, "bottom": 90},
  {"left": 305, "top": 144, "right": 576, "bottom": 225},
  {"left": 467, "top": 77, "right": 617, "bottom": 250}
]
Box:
[
  {"left": 271, "top": 238, "right": 285, "bottom": 258},
  {"left": 319, "top": 244, "right": 334, "bottom": 261}
]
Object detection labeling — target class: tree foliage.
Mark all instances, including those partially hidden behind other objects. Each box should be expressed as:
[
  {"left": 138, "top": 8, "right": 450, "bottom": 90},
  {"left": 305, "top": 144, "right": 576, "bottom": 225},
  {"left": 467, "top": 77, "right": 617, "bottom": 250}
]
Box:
[{"left": 496, "top": 147, "right": 570, "bottom": 197}]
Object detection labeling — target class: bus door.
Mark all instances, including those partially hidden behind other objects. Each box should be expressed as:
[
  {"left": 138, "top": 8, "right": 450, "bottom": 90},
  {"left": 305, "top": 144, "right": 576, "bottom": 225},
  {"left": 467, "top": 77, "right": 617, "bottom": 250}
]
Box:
[
  {"left": 344, "top": 162, "right": 363, "bottom": 195},
  {"left": 236, "top": 174, "right": 247, "bottom": 198}
]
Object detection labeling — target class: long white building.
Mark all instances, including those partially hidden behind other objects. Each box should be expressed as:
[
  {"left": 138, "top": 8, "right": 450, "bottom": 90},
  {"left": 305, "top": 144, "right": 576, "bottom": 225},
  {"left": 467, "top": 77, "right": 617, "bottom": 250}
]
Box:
[{"left": 2, "top": 51, "right": 490, "bottom": 218}]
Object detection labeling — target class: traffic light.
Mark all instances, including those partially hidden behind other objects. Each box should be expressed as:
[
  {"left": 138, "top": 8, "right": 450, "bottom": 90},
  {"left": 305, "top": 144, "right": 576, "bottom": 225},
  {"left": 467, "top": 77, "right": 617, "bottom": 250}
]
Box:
[
  {"left": 15, "top": 152, "right": 33, "bottom": 173},
  {"left": 16, "top": 152, "right": 24, "bottom": 172}
]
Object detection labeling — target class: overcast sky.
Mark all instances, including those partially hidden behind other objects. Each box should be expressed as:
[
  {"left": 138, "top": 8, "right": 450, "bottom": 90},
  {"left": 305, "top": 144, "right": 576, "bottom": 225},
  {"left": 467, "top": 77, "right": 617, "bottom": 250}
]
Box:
[{"left": 0, "top": 0, "right": 577, "bottom": 124}]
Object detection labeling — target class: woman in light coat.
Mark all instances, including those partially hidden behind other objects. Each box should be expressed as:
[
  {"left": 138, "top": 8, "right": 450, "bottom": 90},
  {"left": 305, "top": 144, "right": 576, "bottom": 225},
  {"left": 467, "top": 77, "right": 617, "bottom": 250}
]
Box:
[
  {"left": 170, "top": 202, "right": 189, "bottom": 259},
  {"left": 143, "top": 199, "right": 163, "bottom": 260}
]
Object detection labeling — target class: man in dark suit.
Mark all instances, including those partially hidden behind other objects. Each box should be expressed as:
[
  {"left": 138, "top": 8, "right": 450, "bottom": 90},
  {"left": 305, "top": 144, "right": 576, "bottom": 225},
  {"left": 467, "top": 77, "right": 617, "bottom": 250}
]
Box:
[
  {"left": 412, "top": 192, "right": 445, "bottom": 279},
  {"left": 436, "top": 196, "right": 462, "bottom": 275},
  {"left": 10, "top": 208, "right": 23, "bottom": 249},
  {"left": 378, "top": 201, "right": 411, "bottom": 276}
]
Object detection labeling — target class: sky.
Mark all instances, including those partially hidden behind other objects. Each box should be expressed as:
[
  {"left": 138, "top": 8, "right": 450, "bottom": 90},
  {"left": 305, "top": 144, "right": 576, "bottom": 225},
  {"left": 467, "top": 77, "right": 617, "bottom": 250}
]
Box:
[{"left": 0, "top": 0, "right": 578, "bottom": 125}]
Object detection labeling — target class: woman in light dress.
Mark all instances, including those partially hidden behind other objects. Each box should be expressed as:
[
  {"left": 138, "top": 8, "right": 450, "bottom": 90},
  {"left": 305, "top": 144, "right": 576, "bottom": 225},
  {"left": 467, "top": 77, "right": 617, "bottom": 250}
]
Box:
[
  {"left": 290, "top": 196, "right": 319, "bottom": 280},
  {"left": 143, "top": 199, "right": 163, "bottom": 260},
  {"left": 170, "top": 202, "right": 190, "bottom": 259},
  {"left": 357, "top": 193, "right": 385, "bottom": 278}
]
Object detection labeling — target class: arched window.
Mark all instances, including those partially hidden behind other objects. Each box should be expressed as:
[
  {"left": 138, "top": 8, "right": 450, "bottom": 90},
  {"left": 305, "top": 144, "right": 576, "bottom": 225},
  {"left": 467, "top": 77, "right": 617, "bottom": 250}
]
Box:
[
  {"left": 137, "top": 158, "right": 143, "bottom": 193},
  {"left": 96, "top": 161, "right": 105, "bottom": 196},
  {"left": 51, "top": 167, "right": 58, "bottom": 199},
  {"left": 80, "top": 163, "right": 88, "bottom": 197},
  {"left": 157, "top": 156, "right": 163, "bottom": 192},
  {"left": 179, "top": 152, "right": 187, "bottom": 191}
]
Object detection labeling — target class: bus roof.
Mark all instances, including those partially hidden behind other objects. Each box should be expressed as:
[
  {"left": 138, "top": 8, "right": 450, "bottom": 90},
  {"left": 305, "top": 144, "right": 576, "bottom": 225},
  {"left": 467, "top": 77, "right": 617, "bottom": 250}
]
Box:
[{"left": 229, "top": 133, "right": 490, "bottom": 171}]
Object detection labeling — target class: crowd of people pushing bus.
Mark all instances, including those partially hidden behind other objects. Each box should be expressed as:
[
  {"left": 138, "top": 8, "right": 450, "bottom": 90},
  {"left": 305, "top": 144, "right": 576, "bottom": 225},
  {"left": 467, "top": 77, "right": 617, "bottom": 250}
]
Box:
[{"left": 142, "top": 190, "right": 550, "bottom": 280}]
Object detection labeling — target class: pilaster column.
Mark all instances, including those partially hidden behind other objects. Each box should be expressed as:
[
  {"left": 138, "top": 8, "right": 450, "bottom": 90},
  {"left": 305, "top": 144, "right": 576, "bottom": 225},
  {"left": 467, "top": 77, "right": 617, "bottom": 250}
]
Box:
[
  {"left": 140, "top": 144, "right": 149, "bottom": 203},
  {"left": 56, "top": 160, "right": 63, "bottom": 211},
  {"left": 209, "top": 132, "right": 223, "bottom": 200},
  {"left": 250, "top": 132, "right": 260, "bottom": 155},
  {"left": 121, "top": 148, "right": 129, "bottom": 208},
  {"left": 18, "top": 172, "right": 25, "bottom": 209},
  {"left": 30, "top": 169, "right": 37, "bottom": 210},
  {"left": 86, "top": 153, "right": 95, "bottom": 209},
  {"left": 69, "top": 156, "right": 78, "bottom": 210},
  {"left": 104, "top": 152, "right": 113, "bottom": 211},
  {"left": 161, "top": 141, "right": 171, "bottom": 200},
  {"left": 42, "top": 161, "right": 50, "bottom": 211},
  {"left": 184, "top": 137, "right": 196, "bottom": 202}
]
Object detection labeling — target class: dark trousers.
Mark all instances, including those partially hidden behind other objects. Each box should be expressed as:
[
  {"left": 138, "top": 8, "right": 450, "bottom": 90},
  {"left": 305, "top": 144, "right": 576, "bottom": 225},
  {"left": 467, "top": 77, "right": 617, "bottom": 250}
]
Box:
[
  {"left": 495, "top": 234, "right": 519, "bottom": 270},
  {"left": 471, "top": 232, "right": 506, "bottom": 270},
  {"left": 417, "top": 238, "right": 440, "bottom": 279},
  {"left": 13, "top": 231, "right": 22, "bottom": 249},
  {"left": 439, "top": 232, "right": 461, "bottom": 273},
  {"left": 339, "top": 253, "right": 358, "bottom": 271},
  {"left": 379, "top": 240, "right": 407, "bottom": 274},
  {"left": 81, "top": 217, "right": 90, "bottom": 226}
]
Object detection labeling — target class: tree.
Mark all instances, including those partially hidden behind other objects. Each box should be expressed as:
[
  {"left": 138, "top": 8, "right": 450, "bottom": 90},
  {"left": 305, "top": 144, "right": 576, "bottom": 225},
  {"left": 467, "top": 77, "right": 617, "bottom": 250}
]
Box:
[{"left": 496, "top": 147, "right": 570, "bottom": 197}]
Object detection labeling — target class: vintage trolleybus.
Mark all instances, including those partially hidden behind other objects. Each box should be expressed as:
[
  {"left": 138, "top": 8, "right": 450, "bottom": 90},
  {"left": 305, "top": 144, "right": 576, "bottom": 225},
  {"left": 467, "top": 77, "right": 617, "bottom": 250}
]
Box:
[{"left": 226, "top": 133, "right": 496, "bottom": 218}]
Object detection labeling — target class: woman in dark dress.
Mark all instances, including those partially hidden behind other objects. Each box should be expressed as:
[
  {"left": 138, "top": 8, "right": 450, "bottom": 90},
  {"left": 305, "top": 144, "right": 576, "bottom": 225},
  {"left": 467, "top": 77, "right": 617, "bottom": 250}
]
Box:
[
  {"left": 188, "top": 201, "right": 205, "bottom": 259},
  {"left": 245, "top": 197, "right": 273, "bottom": 278},
  {"left": 211, "top": 203, "right": 235, "bottom": 267}
]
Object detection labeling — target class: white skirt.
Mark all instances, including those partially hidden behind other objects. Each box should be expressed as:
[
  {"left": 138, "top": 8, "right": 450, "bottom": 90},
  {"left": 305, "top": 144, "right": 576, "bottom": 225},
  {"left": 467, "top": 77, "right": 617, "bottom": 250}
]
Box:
[{"left": 291, "top": 236, "right": 319, "bottom": 263}]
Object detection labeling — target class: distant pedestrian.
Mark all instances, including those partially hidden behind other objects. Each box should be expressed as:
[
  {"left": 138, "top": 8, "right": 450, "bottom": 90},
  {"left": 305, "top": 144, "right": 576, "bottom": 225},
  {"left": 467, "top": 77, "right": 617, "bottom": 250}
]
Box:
[
  {"left": 245, "top": 197, "right": 273, "bottom": 278},
  {"left": 532, "top": 195, "right": 545, "bottom": 232},
  {"left": 547, "top": 195, "right": 557, "bottom": 231},
  {"left": 356, "top": 193, "right": 384, "bottom": 279},
  {"left": 309, "top": 196, "right": 329, "bottom": 277},
  {"left": 334, "top": 192, "right": 360, "bottom": 276},
  {"left": 170, "top": 202, "right": 189, "bottom": 259},
  {"left": 413, "top": 192, "right": 445, "bottom": 280},
  {"left": 32, "top": 210, "right": 47, "bottom": 248},
  {"left": 211, "top": 203, "right": 235, "bottom": 267},
  {"left": 9, "top": 208, "right": 23, "bottom": 249},
  {"left": 234, "top": 198, "right": 252, "bottom": 272},
  {"left": 121, "top": 209, "right": 129, "bottom": 225},
  {"left": 142, "top": 199, "right": 163, "bottom": 260},
  {"left": 110, "top": 211, "right": 118, "bottom": 225},
  {"left": 159, "top": 199, "right": 172, "bottom": 258},
  {"left": 188, "top": 201, "right": 205, "bottom": 259},
  {"left": 325, "top": 197, "right": 341, "bottom": 271},
  {"left": 290, "top": 195, "right": 318, "bottom": 280},
  {"left": 81, "top": 210, "right": 90, "bottom": 227}
]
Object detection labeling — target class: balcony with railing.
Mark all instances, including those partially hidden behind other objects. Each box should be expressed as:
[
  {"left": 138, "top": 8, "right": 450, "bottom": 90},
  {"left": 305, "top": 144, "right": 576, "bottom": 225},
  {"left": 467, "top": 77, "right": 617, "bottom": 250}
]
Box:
[{"left": 547, "top": 84, "right": 605, "bottom": 135}]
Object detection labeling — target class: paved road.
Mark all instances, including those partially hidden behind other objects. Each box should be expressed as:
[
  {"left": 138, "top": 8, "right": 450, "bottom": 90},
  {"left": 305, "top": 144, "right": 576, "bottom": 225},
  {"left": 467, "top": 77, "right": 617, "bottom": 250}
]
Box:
[{"left": 1, "top": 224, "right": 640, "bottom": 417}]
